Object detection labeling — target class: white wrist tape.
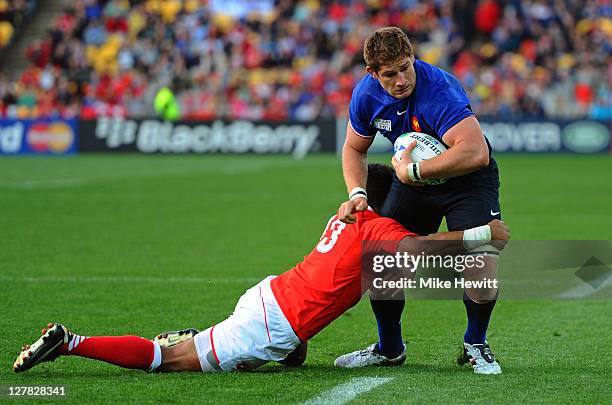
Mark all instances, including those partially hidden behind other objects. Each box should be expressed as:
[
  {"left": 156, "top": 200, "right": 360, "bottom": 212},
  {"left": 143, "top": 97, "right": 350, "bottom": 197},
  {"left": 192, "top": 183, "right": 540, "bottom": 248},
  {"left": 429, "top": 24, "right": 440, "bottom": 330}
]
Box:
[
  {"left": 407, "top": 163, "right": 421, "bottom": 182},
  {"left": 463, "top": 225, "right": 492, "bottom": 251},
  {"left": 349, "top": 187, "right": 367, "bottom": 201}
]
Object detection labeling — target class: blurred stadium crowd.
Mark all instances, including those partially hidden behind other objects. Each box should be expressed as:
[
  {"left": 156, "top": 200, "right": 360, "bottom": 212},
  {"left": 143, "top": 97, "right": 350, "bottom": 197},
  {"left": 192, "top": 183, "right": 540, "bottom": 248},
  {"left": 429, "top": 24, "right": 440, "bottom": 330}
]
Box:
[
  {"left": 0, "top": 0, "right": 610, "bottom": 121},
  {"left": 0, "top": 0, "right": 35, "bottom": 47}
]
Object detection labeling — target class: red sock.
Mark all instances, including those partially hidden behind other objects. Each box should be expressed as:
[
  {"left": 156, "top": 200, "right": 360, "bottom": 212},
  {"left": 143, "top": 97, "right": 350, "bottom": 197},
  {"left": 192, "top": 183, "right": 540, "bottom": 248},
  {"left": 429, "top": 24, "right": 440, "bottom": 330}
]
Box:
[{"left": 59, "top": 334, "right": 159, "bottom": 370}]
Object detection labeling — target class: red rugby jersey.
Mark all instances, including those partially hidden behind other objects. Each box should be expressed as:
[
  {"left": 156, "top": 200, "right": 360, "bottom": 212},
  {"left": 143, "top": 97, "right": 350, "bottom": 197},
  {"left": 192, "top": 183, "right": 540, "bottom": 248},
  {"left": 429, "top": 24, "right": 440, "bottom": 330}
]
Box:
[{"left": 270, "top": 210, "right": 414, "bottom": 341}]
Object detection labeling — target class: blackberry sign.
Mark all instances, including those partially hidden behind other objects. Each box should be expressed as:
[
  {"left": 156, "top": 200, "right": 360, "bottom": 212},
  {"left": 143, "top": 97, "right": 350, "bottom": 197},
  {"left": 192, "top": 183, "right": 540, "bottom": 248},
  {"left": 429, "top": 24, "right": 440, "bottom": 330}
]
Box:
[{"left": 79, "top": 118, "right": 336, "bottom": 158}]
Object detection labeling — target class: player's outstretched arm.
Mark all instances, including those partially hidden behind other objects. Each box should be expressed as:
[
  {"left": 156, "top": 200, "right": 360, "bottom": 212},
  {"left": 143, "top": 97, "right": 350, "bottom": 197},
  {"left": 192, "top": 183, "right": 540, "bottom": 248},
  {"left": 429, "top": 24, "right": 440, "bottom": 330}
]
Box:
[
  {"left": 417, "top": 116, "right": 490, "bottom": 181},
  {"left": 338, "top": 124, "right": 374, "bottom": 224},
  {"left": 398, "top": 219, "right": 510, "bottom": 256}
]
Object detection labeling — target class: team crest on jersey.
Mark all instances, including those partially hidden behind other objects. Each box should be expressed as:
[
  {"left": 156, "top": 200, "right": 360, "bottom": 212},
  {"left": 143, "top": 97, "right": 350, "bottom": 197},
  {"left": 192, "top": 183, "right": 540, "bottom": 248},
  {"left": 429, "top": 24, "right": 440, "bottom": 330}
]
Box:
[
  {"left": 411, "top": 116, "right": 421, "bottom": 132},
  {"left": 373, "top": 118, "right": 392, "bottom": 132}
]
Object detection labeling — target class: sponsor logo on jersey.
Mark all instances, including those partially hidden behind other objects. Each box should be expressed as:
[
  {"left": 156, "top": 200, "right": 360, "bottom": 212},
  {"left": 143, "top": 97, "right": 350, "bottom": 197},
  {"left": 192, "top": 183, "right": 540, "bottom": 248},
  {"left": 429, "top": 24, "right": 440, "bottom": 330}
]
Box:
[
  {"left": 373, "top": 118, "right": 392, "bottom": 132},
  {"left": 411, "top": 116, "right": 421, "bottom": 132}
]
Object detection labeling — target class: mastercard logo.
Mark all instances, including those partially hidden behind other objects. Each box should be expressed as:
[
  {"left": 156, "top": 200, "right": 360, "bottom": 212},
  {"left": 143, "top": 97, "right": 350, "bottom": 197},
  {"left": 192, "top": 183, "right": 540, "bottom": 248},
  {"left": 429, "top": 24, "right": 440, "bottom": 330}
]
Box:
[{"left": 27, "top": 122, "right": 74, "bottom": 153}]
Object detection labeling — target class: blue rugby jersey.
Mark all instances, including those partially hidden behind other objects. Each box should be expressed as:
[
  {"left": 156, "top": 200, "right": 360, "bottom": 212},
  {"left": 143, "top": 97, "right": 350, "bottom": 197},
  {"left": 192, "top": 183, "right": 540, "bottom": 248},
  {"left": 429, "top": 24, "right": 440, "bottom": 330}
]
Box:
[
  {"left": 349, "top": 59, "right": 498, "bottom": 187},
  {"left": 349, "top": 59, "right": 475, "bottom": 144}
]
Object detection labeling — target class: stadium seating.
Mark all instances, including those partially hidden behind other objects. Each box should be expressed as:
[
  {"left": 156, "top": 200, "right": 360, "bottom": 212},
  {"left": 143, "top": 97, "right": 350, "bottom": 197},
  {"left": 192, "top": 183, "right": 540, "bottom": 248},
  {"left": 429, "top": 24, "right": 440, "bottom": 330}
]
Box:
[{"left": 0, "top": 0, "right": 609, "bottom": 120}]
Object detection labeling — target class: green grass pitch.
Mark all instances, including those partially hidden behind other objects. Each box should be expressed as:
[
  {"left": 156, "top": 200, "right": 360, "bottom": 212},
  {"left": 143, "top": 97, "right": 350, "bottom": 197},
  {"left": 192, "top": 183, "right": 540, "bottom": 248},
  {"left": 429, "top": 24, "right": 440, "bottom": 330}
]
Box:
[{"left": 0, "top": 154, "right": 611, "bottom": 404}]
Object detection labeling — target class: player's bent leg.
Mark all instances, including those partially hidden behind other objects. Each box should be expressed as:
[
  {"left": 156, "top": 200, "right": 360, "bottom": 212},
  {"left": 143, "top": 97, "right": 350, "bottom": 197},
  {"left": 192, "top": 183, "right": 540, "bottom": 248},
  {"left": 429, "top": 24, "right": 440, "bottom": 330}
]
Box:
[
  {"left": 370, "top": 181, "right": 443, "bottom": 359},
  {"left": 463, "top": 245, "right": 499, "bottom": 303},
  {"left": 445, "top": 184, "right": 503, "bottom": 374},
  {"left": 368, "top": 292, "right": 405, "bottom": 358},
  {"left": 458, "top": 246, "right": 501, "bottom": 374},
  {"left": 337, "top": 266, "right": 409, "bottom": 368}
]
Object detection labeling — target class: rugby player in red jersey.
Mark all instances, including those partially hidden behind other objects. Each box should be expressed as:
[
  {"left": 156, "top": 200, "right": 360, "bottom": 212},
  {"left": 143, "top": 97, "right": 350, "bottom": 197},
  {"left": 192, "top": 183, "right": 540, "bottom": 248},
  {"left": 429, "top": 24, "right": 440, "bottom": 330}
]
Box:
[{"left": 13, "top": 164, "right": 508, "bottom": 374}]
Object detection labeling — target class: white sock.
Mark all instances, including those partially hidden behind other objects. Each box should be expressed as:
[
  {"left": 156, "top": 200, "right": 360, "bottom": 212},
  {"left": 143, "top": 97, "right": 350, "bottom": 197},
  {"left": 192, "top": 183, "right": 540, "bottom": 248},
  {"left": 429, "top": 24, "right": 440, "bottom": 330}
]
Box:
[
  {"left": 148, "top": 341, "right": 162, "bottom": 371},
  {"left": 67, "top": 334, "right": 88, "bottom": 351}
]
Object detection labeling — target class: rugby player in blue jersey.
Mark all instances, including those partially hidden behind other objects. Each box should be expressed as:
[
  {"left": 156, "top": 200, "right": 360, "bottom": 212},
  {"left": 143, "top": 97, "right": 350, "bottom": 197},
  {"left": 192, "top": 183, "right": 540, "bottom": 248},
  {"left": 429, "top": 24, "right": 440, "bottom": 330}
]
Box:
[{"left": 335, "top": 27, "right": 502, "bottom": 374}]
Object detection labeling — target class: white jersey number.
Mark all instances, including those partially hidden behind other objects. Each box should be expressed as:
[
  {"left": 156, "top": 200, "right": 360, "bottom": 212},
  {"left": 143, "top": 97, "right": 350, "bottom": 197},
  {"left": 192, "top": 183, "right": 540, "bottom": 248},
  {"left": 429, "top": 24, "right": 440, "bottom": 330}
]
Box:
[{"left": 316, "top": 217, "right": 347, "bottom": 253}]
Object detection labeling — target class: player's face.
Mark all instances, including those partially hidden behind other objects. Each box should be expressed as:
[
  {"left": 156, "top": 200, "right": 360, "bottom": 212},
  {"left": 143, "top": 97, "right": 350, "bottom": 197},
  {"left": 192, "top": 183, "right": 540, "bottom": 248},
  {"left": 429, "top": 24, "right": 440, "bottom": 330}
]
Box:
[{"left": 371, "top": 57, "right": 416, "bottom": 99}]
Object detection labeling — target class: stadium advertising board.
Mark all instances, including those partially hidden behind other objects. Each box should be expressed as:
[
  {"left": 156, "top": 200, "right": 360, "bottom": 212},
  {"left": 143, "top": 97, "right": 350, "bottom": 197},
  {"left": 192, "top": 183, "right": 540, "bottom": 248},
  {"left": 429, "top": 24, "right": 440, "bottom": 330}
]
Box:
[
  {"left": 336, "top": 118, "right": 611, "bottom": 154},
  {"left": 79, "top": 118, "right": 336, "bottom": 158},
  {"left": 0, "top": 119, "right": 78, "bottom": 155},
  {"left": 480, "top": 119, "right": 611, "bottom": 153}
]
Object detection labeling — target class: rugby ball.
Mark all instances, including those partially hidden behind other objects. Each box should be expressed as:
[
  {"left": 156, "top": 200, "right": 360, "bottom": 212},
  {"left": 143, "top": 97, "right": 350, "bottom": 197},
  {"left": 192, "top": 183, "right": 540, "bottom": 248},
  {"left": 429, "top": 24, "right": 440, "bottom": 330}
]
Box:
[{"left": 393, "top": 132, "right": 447, "bottom": 185}]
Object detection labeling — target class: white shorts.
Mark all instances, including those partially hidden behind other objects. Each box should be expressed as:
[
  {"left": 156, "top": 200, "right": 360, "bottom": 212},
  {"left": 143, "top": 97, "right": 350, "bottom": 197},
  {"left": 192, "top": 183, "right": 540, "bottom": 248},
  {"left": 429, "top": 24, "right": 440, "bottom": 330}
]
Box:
[{"left": 193, "top": 276, "right": 301, "bottom": 372}]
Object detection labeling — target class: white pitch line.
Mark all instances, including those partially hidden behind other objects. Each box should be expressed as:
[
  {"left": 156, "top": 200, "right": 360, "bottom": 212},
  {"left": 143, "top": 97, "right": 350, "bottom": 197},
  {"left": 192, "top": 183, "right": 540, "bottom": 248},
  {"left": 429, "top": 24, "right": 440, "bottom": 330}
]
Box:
[
  {"left": 0, "top": 159, "right": 295, "bottom": 190},
  {"left": 556, "top": 273, "right": 612, "bottom": 299},
  {"left": 301, "top": 377, "right": 394, "bottom": 405},
  {"left": 0, "top": 178, "right": 81, "bottom": 189},
  {"left": 0, "top": 275, "right": 261, "bottom": 284}
]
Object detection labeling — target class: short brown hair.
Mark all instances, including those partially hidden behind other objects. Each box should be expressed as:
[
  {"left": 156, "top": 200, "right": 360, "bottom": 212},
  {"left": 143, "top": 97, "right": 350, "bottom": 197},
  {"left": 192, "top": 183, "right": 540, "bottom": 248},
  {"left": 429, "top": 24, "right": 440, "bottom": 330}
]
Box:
[{"left": 363, "top": 27, "right": 414, "bottom": 71}]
